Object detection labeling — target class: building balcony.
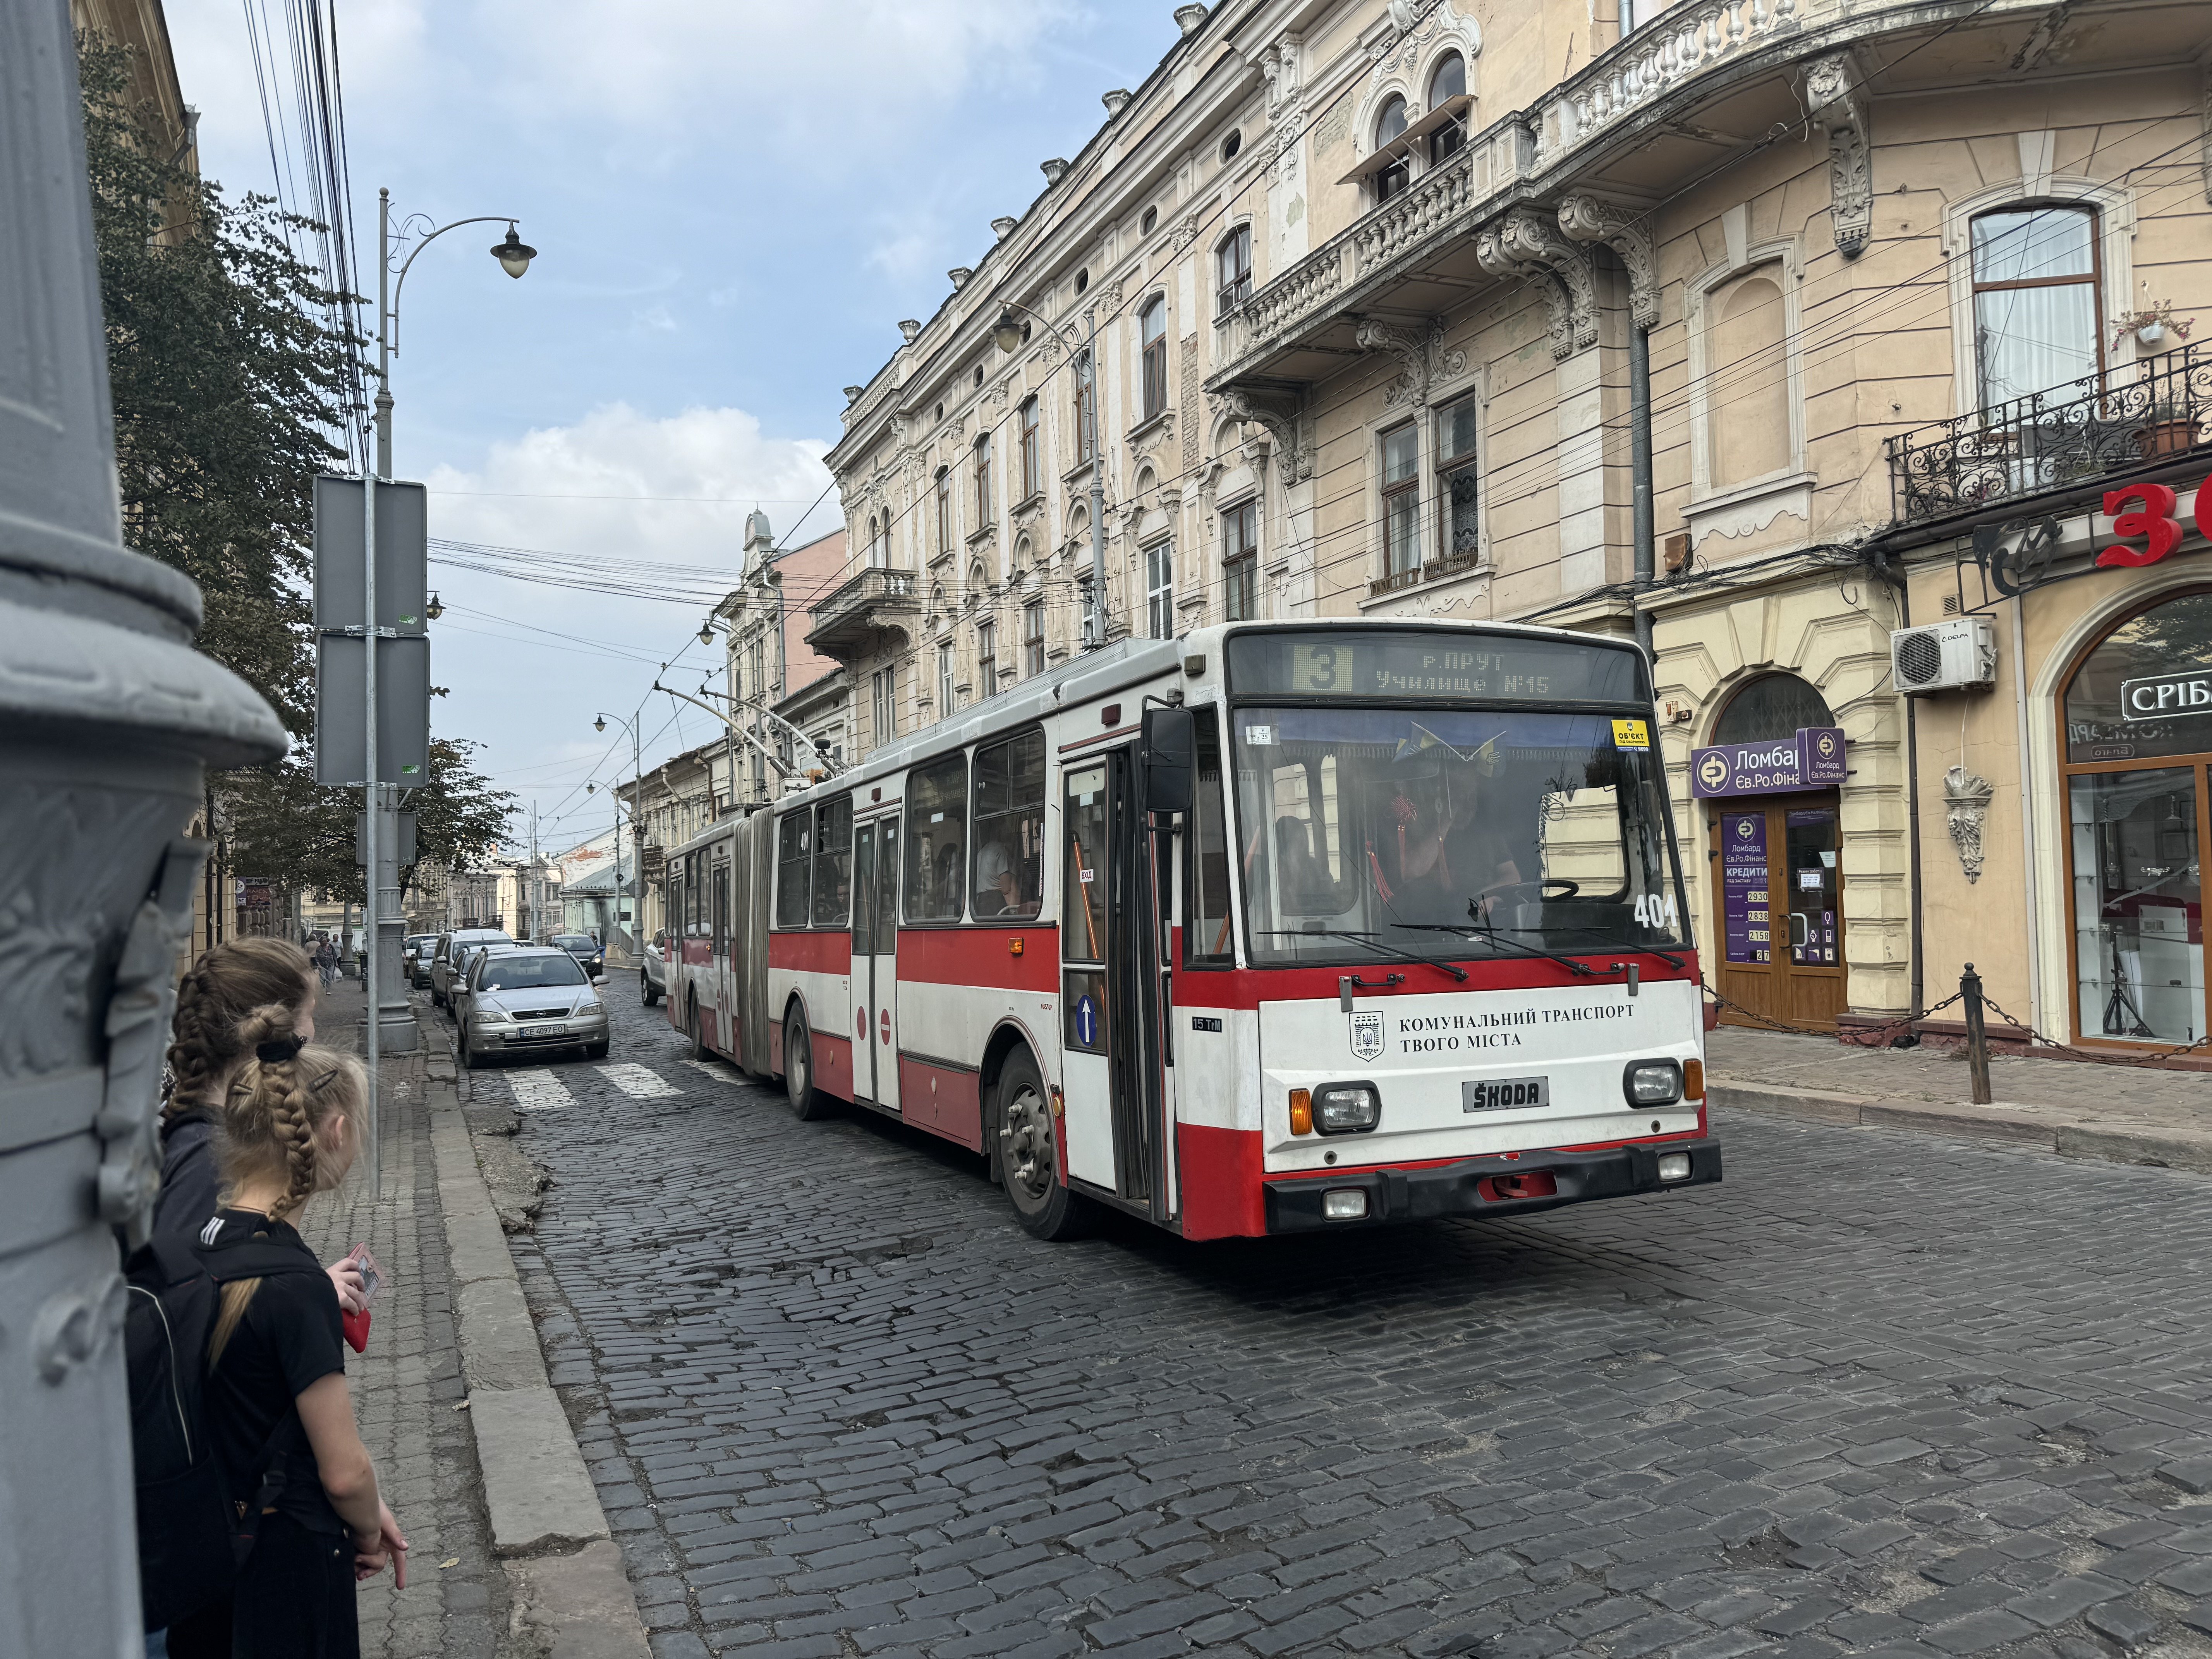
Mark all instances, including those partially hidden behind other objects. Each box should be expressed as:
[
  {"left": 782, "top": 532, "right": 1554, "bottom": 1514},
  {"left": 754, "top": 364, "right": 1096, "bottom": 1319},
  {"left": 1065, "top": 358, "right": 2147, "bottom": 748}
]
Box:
[
  {"left": 805, "top": 566, "right": 921, "bottom": 660},
  {"left": 1886, "top": 343, "right": 2212, "bottom": 533}
]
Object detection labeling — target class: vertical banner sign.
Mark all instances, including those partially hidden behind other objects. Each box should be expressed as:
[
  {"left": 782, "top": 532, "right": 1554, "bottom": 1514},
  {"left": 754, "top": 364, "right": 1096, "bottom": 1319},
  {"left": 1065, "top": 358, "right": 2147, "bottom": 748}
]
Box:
[{"left": 1722, "top": 812, "right": 1770, "bottom": 963}]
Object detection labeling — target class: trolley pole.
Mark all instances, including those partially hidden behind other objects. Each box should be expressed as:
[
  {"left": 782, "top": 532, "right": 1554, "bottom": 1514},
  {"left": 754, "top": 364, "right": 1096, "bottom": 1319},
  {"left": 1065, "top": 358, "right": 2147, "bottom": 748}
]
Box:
[{"left": 0, "top": 7, "right": 286, "bottom": 1642}]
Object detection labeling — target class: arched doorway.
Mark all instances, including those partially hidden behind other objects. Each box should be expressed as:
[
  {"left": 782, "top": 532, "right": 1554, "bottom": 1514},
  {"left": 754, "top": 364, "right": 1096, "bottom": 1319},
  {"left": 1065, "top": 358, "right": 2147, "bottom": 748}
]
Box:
[
  {"left": 1704, "top": 673, "right": 1846, "bottom": 1029},
  {"left": 2060, "top": 586, "right": 2212, "bottom": 1048}
]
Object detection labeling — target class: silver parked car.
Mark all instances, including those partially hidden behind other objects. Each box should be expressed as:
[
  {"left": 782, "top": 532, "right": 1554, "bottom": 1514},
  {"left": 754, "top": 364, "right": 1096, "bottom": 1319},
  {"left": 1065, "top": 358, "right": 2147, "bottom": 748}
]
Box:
[
  {"left": 640, "top": 929, "right": 667, "bottom": 1006},
  {"left": 457, "top": 946, "right": 610, "bottom": 1068},
  {"left": 431, "top": 927, "right": 512, "bottom": 1010}
]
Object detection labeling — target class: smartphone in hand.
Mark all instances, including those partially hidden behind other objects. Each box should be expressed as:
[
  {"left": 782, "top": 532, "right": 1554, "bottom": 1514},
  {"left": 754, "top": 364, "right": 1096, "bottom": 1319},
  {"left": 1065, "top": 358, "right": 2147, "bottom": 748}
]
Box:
[{"left": 342, "top": 1243, "right": 385, "bottom": 1353}]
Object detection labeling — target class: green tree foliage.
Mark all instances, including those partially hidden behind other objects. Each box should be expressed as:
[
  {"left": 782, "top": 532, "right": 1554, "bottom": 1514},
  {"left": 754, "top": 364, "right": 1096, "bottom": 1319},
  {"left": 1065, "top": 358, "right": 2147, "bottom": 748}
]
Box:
[
  {"left": 78, "top": 34, "right": 361, "bottom": 734},
  {"left": 225, "top": 738, "right": 516, "bottom": 905}
]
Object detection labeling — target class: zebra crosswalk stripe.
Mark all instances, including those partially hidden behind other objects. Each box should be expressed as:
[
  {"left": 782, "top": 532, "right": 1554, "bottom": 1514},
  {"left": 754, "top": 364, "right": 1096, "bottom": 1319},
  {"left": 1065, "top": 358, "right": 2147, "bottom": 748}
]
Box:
[
  {"left": 597, "top": 1062, "right": 681, "bottom": 1099},
  {"left": 508, "top": 1069, "right": 575, "bottom": 1112}
]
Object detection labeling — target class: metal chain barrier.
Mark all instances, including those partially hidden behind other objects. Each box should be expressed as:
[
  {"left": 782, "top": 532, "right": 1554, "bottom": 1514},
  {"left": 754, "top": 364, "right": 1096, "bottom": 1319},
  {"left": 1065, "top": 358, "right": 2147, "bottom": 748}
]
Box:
[
  {"left": 1974, "top": 989, "right": 2212, "bottom": 1070},
  {"left": 1698, "top": 976, "right": 1963, "bottom": 1044}
]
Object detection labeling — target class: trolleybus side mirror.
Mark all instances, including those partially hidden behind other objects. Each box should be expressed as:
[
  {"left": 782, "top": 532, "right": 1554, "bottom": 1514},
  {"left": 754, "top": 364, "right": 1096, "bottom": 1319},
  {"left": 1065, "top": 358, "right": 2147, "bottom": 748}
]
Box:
[{"left": 1140, "top": 705, "right": 1195, "bottom": 816}]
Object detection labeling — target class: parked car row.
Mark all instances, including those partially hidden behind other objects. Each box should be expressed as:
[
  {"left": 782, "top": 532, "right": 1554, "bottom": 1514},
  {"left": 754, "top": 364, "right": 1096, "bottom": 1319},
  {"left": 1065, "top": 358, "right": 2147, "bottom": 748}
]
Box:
[{"left": 413, "top": 926, "right": 615, "bottom": 1068}]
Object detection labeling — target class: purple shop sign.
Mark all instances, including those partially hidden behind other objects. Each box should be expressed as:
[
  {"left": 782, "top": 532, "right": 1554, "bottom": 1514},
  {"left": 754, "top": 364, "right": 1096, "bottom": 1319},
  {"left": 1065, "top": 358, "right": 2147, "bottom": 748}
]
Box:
[
  {"left": 1691, "top": 726, "right": 1847, "bottom": 798},
  {"left": 1721, "top": 812, "right": 1771, "bottom": 965}
]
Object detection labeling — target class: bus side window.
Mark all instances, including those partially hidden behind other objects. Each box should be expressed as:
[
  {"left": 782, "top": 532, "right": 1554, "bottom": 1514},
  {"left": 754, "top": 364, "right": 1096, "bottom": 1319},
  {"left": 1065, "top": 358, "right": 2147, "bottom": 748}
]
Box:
[
  {"left": 903, "top": 753, "right": 968, "bottom": 922},
  {"left": 712, "top": 857, "right": 730, "bottom": 953},
  {"left": 972, "top": 729, "right": 1044, "bottom": 920},
  {"left": 813, "top": 795, "right": 852, "bottom": 926},
  {"left": 775, "top": 810, "right": 812, "bottom": 927},
  {"left": 1186, "top": 711, "right": 1233, "bottom": 965}
]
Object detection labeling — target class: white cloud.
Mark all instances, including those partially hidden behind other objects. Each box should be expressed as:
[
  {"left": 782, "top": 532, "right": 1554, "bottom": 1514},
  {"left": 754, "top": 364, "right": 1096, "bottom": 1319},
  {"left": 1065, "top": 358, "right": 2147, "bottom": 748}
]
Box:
[{"left": 632, "top": 304, "right": 679, "bottom": 334}]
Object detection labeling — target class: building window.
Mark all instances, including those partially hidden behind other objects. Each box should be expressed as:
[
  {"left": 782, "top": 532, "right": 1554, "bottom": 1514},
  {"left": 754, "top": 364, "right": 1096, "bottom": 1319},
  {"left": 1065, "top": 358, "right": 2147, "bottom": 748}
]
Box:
[
  {"left": 1145, "top": 541, "right": 1174, "bottom": 639},
  {"left": 1373, "top": 96, "right": 1410, "bottom": 203},
  {"left": 1216, "top": 226, "right": 1251, "bottom": 315},
  {"left": 1706, "top": 262, "right": 1793, "bottom": 489},
  {"left": 873, "top": 512, "right": 891, "bottom": 567},
  {"left": 937, "top": 640, "right": 956, "bottom": 716},
  {"left": 1222, "top": 499, "right": 1258, "bottom": 621},
  {"left": 973, "top": 433, "right": 993, "bottom": 527},
  {"left": 1971, "top": 205, "right": 2102, "bottom": 408},
  {"left": 871, "top": 665, "right": 897, "bottom": 745},
  {"left": 1023, "top": 598, "right": 1045, "bottom": 677},
  {"left": 1074, "top": 350, "right": 1096, "bottom": 463},
  {"left": 2061, "top": 586, "right": 2212, "bottom": 1048},
  {"left": 1019, "top": 396, "right": 1039, "bottom": 498},
  {"left": 864, "top": 513, "right": 879, "bottom": 567},
  {"left": 1140, "top": 205, "right": 1158, "bottom": 235},
  {"left": 1381, "top": 422, "right": 1420, "bottom": 579},
  {"left": 934, "top": 465, "right": 952, "bottom": 555},
  {"left": 1140, "top": 298, "right": 1168, "bottom": 421},
  {"left": 976, "top": 617, "right": 996, "bottom": 695},
  {"left": 1427, "top": 54, "right": 1467, "bottom": 162},
  {"left": 1437, "top": 393, "right": 1480, "bottom": 570}
]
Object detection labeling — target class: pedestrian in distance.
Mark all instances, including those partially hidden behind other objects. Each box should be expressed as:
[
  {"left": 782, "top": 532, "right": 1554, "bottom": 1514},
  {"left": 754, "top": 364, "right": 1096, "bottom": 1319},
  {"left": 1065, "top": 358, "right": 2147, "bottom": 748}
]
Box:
[
  {"left": 163, "top": 1044, "right": 407, "bottom": 1659},
  {"left": 316, "top": 939, "right": 338, "bottom": 991}
]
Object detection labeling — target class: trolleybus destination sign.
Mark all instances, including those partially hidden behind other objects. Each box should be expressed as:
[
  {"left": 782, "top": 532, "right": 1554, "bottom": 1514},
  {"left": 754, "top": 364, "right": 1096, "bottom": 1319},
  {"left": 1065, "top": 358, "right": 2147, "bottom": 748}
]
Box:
[{"left": 1690, "top": 726, "right": 1847, "bottom": 797}]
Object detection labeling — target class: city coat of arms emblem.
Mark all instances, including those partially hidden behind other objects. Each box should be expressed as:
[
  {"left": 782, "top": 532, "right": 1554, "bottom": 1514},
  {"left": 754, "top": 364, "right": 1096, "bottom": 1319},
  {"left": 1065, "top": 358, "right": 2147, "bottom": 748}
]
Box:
[{"left": 1349, "top": 1010, "right": 1384, "bottom": 1062}]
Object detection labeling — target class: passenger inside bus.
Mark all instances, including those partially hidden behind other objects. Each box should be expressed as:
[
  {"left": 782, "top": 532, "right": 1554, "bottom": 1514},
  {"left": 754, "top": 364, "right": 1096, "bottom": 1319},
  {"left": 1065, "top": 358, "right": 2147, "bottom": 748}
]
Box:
[{"left": 975, "top": 841, "right": 1039, "bottom": 918}]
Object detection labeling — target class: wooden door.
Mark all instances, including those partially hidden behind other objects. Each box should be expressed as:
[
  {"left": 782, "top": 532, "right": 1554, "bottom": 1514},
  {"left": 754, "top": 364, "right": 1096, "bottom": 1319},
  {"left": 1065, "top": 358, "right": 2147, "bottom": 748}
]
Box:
[{"left": 1710, "top": 794, "right": 1845, "bottom": 1030}]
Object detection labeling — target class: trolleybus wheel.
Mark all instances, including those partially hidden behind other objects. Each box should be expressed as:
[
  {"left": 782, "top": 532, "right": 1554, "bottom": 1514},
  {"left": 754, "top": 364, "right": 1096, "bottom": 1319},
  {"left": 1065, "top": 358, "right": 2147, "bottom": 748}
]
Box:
[
  {"left": 783, "top": 1009, "right": 833, "bottom": 1121},
  {"left": 996, "top": 1050, "right": 1092, "bottom": 1241},
  {"left": 687, "top": 996, "right": 708, "bottom": 1061}
]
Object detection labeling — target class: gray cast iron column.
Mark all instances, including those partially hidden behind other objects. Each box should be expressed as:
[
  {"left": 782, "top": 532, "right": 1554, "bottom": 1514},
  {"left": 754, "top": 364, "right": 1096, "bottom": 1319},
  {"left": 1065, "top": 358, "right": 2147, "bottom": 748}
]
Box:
[{"left": 0, "top": 2, "right": 288, "bottom": 1648}]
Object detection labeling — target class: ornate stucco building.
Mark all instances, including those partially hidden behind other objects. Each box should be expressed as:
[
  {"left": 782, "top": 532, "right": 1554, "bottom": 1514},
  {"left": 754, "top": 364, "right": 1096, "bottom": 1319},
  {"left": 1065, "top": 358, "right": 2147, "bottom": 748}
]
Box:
[{"left": 817, "top": 0, "right": 2212, "bottom": 1053}]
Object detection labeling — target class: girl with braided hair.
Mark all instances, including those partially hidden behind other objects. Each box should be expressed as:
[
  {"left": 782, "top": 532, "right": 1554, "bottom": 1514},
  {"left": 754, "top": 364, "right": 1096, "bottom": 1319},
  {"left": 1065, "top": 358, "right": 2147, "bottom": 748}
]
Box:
[
  {"left": 165, "top": 1046, "right": 407, "bottom": 1659},
  {"left": 154, "top": 940, "right": 367, "bottom": 1316}
]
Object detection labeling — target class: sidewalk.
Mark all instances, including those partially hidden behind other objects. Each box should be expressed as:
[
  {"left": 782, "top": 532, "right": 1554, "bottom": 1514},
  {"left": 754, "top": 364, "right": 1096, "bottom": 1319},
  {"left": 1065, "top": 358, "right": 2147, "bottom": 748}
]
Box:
[
  {"left": 305, "top": 975, "right": 505, "bottom": 1658},
  {"left": 1709, "top": 1023, "right": 2212, "bottom": 1172}
]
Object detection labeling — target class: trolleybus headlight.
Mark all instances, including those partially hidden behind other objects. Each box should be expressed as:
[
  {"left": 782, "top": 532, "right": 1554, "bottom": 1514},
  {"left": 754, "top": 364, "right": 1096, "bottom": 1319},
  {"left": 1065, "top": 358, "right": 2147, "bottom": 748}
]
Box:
[
  {"left": 1322, "top": 1188, "right": 1369, "bottom": 1220},
  {"left": 1657, "top": 1152, "right": 1692, "bottom": 1182},
  {"left": 1623, "top": 1060, "right": 1683, "bottom": 1106},
  {"left": 1313, "top": 1084, "right": 1380, "bottom": 1134}
]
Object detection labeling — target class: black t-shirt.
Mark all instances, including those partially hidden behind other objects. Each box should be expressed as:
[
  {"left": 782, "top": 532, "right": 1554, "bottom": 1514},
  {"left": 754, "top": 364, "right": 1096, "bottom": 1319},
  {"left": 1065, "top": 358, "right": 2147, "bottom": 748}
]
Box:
[
  {"left": 201, "top": 1210, "right": 347, "bottom": 1534},
  {"left": 152, "top": 1109, "right": 220, "bottom": 1244}
]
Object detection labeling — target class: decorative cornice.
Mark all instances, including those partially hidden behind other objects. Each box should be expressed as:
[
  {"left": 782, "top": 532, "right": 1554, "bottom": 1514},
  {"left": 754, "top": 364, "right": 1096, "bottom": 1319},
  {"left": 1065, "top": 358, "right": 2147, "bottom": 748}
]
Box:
[
  {"left": 1223, "top": 388, "right": 1312, "bottom": 484},
  {"left": 1557, "top": 193, "right": 1660, "bottom": 330}
]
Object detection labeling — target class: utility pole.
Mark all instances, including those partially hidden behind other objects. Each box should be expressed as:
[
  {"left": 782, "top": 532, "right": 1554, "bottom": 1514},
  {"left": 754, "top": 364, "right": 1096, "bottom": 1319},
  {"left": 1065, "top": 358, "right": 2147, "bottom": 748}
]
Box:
[{"left": 0, "top": 6, "right": 286, "bottom": 1643}]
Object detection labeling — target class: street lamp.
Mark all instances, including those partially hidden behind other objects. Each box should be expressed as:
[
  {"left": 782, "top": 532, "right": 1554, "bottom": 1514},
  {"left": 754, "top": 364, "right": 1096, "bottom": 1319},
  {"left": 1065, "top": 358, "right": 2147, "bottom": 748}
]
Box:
[
  {"left": 994, "top": 301, "right": 1107, "bottom": 649},
  {"left": 593, "top": 710, "right": 644, "bottom": 963},
  {"left": 425, "top": 590, "right": 445, "bottom": 621},
  {"left": 491, "top": 226, "right": 538, "bottom": 278}
]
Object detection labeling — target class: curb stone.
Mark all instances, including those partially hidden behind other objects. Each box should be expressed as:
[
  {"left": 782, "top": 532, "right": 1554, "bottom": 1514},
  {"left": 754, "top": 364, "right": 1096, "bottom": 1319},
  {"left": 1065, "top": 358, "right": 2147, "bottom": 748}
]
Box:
[
  {"left": 1711, "top": 1080, "right": 2212, "bottom": 1173},
  {"left": 418, "top": 1018, "right": 649, "bottom": 1656}
]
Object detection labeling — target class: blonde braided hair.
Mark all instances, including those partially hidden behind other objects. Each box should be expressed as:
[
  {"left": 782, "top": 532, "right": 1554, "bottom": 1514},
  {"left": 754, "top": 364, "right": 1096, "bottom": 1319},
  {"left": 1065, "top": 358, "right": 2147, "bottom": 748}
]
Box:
[
  {"left": 165, "top": 939, "right": 314, "bottom": 1114},
  {"left": 219, "top": 1041, "right": 365, "bottom": 1223}
]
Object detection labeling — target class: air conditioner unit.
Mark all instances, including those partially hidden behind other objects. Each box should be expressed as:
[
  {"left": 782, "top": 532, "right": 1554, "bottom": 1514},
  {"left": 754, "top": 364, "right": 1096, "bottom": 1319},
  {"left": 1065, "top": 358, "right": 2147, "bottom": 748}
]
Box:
[{"left": 1891, "top": 616, "right": 1997, "bottom": 694}]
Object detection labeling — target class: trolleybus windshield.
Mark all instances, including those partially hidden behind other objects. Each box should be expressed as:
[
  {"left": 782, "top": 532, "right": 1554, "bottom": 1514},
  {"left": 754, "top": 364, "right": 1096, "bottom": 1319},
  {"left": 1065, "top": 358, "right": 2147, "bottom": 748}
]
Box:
[{"left": 1230, "top": 705, "right": 1687, "bottom": 967}]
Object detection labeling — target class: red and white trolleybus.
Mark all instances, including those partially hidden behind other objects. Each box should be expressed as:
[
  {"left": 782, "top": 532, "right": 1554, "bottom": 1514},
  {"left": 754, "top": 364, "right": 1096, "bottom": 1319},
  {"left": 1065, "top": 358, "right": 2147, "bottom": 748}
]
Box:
[{"left": 663, "top": 620, "right": 1720, "bottom": 1241}]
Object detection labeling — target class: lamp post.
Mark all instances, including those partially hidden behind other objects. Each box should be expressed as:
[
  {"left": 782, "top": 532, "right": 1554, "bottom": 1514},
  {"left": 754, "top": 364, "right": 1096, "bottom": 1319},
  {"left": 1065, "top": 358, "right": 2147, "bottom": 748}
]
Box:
[
  {"left": 1, "top": 6, "right": 286, "bottom": 1641},
  {"left": 356, "top": 193, "right": 536, "bottom": 1184},
  {"left": 994, "top": 301, "right": 1108, "bottom": 649},
  {"left": 594, "top": 711, "right": 642, "bottom": 961}
]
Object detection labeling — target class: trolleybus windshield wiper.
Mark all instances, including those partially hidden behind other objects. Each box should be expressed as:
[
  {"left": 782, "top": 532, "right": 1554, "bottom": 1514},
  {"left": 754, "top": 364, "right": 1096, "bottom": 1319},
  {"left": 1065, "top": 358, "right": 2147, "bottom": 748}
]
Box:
[
  {"left": 1389, "top": 922, "right": 1597, "bottom": 978},
  {"left": 1491, "top": 925, "right": 1688, "bottom": 970},
  {"left": 1258, "top": 929, "right": 1470, "bottom": 983}
]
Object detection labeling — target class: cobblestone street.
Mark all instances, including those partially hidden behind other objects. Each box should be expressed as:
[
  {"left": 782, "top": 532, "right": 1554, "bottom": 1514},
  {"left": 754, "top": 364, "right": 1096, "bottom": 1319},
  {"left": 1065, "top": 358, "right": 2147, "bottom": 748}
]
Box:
[{"left": 463, "top": 977, "right": 2212, "bottom": 1659}]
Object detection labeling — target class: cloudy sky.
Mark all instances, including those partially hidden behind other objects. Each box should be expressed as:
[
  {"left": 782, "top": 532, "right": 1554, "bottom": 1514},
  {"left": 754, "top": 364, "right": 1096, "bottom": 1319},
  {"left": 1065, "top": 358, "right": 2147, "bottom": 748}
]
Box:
[{"left": 166, "top": 0, "right": 1181, "bottom": 855}]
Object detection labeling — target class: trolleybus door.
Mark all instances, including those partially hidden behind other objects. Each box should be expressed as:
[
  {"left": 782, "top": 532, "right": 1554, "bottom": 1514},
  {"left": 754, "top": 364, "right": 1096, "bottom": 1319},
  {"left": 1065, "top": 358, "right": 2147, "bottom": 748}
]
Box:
[
  {"left": 1060, "top": 752, "right": 1164, "bottom": 1211},
  {"left": 850, "top": 818, "right": 901, "bottom": 1110}
]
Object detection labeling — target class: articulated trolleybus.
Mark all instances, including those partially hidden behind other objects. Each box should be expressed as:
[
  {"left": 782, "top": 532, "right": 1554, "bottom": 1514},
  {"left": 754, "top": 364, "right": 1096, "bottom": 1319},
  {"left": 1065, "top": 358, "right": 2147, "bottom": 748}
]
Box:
[{"left": 664, "top": 620, "right": 1719, "bottom": 1242}]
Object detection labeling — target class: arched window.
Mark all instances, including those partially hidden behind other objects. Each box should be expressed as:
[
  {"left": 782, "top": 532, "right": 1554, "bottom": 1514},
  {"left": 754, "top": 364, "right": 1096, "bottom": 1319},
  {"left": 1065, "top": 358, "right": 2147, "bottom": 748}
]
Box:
[
  {"left": 973, "top": 433, "right": 993, "bottom": 527},
  {"left": 934, "top": 465, "right": 952, "bottom": 555},
  {"left": 1970, "top": 204, "right": 2102, "bottom": 407},
  {"left": 1374, "top": 95, "right": 1410, "bottom": 202},
  {"left": 864, "top": 513, "right": 879, "bottom": 568},
  {"left": 1711, "top": 673, "right": 1834, "bottom": 745},
  {"left": 1073, "top": 350, "right": 1096, "bottom": 463},
  {"left": 2061, "top": 586, "right": 2212, "bottom": 1046},
  {"left": 1140, "top": 297, "right": 1168, "bottom": 420},
  {"left": 1019, "top": 396, "right": 1039, "bottom": 498},
  {"left": 876, "top": 512, "right": 891, "bottom": 567},
  {"left": 1427, "top": 54, "right": 1467, "bottom": 163},
  {"left": 1708, "top": 264, "right": 1792, "bottom": 489},
  {"left": 1216, "top": 225, "right": 1251, "bottom": 315}
]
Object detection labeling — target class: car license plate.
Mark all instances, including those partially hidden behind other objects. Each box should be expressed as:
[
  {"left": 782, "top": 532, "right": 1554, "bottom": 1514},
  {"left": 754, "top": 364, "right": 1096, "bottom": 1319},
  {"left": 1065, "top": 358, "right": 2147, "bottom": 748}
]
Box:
[
  {"left": 1463, "top": 1076, "right": 1549, "bottom": 1112},
  {"left": 536, "top": 1023, "right": 567, "bottom": 1037}
]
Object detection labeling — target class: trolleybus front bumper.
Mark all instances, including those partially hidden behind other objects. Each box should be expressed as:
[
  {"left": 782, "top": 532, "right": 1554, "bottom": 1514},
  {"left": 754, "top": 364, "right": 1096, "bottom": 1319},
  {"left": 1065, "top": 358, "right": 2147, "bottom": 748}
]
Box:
[{"left": 1262, "top": 1136, "right": 1722, "bottom": 1233}]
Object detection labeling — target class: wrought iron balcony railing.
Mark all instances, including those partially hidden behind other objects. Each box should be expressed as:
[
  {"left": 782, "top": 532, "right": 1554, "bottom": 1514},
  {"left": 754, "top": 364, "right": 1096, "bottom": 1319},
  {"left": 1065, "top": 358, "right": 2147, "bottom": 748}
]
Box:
[{"left": 1887, "top": 341, "right": 2212, "bottom": 530}]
